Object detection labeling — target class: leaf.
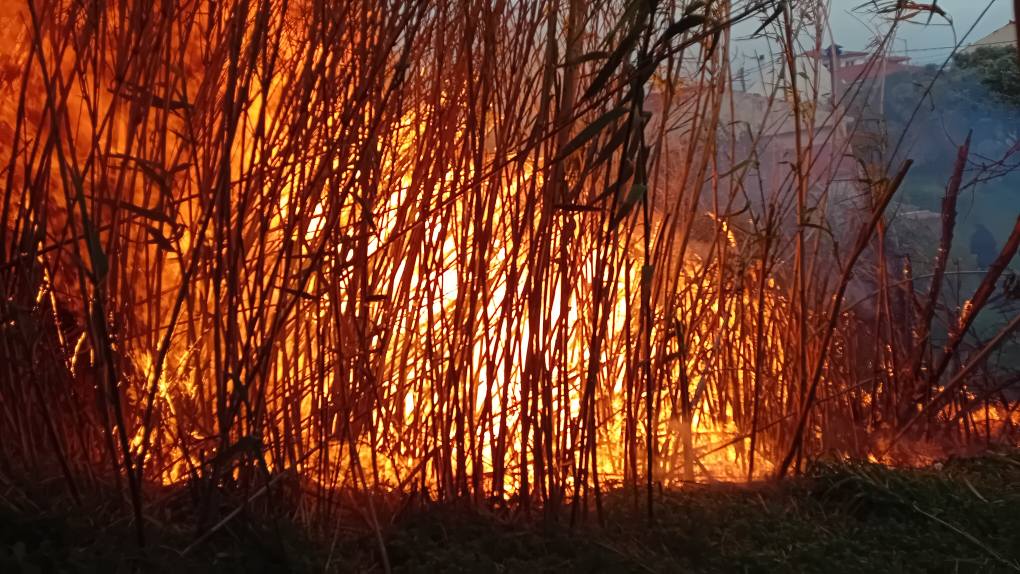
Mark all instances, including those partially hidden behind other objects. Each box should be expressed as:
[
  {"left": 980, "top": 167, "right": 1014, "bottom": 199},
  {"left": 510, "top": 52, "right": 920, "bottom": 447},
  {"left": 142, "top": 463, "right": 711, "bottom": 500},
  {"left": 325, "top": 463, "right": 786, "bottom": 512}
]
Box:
[
  {"left": 592, "top": 160, "right": 635, "bottom": 204},
  {"left": 554, "top": 106, "right": 627, "bottom": 163},
  {"left": 95, "top": 197, "right": 174, "bottom": 225},
  {"left": 603, "top": 0, "right": 646, "bottom": 43},
  {"left": 107, "top": 153, "right": 184, "bottom": 196},
  {"left": 116, "top": 83, "right": 191, "bottom": 111},
  {"left": 144, "top": 225, "right": 175, "bottom": 252},
  {"left": 718, "top": 158, "right": 752, "bottom": 179},
  {"left": 134, "top": 158, "right": 171, "bottom": 193},
  {"left": 169, "top": 162, "right": 191, "bottom": 176},
  {"left": 282, "top": 287, "right": 318, "bottom": 301},
  {"left": 611, "top": 182, "right": 647, "bottom": 227},
  {"left": 750, "top": 1, "right": 784, "bottom": 38},
  {"left": 656, "top": 14, "right": 707, "bottom": 48},
  {"left": 630, "top": 53, "right": 658, "bottom": 90},
  {"left": 622, "top": 182, "right": 647, "bottom": 207},
  {"left": 589, "top": 121, "right": 632, "bottom": 171},
  {"left": 583, "top": 23, "right": 643, "bottom": 101}
]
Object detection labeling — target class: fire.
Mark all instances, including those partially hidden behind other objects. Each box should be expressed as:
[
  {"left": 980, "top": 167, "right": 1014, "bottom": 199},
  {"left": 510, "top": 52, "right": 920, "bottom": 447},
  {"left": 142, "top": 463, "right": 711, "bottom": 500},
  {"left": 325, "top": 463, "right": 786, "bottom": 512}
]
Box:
[
  {"left": 3, "top": 0, "right": 1014, "bottom": 515},
  {"left": 0, "top": 0, "right": 794, "bottom": 500},
  {"left": 113, "top": 92, "right": 775, "bottom": 490}
]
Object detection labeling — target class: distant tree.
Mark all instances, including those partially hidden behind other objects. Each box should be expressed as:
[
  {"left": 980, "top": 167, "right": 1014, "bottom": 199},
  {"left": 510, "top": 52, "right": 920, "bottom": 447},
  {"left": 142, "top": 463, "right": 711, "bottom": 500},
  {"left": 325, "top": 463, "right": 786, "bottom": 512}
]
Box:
[
  {"left": 883, "top": 45, "right": 1020, "bottom": 271},
  {"left": 952, "top": 46, "right": 1020, "bottom": 108},
  {"left": 884, "top": 46, "right": 1019, "bottom": 173}
]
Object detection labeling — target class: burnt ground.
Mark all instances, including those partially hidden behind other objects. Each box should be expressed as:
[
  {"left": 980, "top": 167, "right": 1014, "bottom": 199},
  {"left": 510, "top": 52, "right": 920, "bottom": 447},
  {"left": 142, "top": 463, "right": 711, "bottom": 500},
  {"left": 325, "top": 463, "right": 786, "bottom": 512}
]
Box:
[{"left": 2, "top": 451, "right": 1020, "bottom": 573}]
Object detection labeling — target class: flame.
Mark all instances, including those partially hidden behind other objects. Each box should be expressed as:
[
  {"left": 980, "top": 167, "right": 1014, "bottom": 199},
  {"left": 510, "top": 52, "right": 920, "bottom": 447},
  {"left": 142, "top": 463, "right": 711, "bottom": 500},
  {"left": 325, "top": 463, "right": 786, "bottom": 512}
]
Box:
[
  {"left": 0, "top": 0, "right": 853, "bottom": 499},
  {"left": 113, "top": 99, "right": 780, "bottom": 489}
]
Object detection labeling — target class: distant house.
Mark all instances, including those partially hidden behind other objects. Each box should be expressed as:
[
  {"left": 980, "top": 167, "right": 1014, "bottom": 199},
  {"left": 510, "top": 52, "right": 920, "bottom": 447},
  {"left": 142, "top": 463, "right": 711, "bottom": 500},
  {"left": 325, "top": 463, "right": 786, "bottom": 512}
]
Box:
[
  {"left": 802, "top": 45, "right": 869, "bottom": 69},
  {"left": 962, "top": 21, "right": 1017, "bottom": 54},
  {"left": 799, "top": 45, "right": 916, "bottom": 139},
  {"left": 802, "top": 45, "right": 914, "bottom": 96},
  {"left": 738, "top": 45, "right": 913, "bottom": 105},
  {"left": 739, "top": 53, "right": 833, "bottom": 102},
  {"left": 716, "top": 91, "right": 858, "bottom": 206}
]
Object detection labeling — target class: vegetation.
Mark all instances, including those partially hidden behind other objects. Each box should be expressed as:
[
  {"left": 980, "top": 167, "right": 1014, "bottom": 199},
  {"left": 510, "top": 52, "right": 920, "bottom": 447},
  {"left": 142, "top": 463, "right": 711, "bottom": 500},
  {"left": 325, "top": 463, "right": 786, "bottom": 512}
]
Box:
[
  {"left": 886, "top": 45, "right": 1019, "bottom": 169},
  {"left": 955, "top": 46, "right": 1020, "bottom": 109},
  {"left": 4, "top": 452, "right": 1020, "bottom": 572},
  {"left": 0, "top": 0, "right": 1017, "bottom": 565},
  {"left": 884, "top": 42, "right": 1020, "bottom": 353}
]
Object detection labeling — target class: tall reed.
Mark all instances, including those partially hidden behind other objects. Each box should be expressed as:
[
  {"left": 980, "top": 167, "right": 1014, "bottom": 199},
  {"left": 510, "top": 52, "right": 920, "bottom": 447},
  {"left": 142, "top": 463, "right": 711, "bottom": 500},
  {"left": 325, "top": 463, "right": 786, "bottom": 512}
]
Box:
[{"left": 0, "top": 0, "right": 1016, "bottom": 542}]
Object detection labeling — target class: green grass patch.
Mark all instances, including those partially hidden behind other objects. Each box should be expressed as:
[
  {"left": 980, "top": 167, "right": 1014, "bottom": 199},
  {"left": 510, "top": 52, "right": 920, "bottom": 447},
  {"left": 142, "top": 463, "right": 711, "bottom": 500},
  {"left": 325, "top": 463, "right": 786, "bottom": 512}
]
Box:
[{"left": 3, "top": 452, "right": 1020, "bottom": 573}]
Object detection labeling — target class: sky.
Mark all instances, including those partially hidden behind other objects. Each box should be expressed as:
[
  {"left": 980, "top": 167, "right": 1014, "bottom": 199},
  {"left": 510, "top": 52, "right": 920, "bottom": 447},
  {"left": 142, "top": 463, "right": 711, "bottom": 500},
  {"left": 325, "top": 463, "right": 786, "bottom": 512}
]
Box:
[{"left": 731, "top": 0, "right": 1015, "bottom": 67}]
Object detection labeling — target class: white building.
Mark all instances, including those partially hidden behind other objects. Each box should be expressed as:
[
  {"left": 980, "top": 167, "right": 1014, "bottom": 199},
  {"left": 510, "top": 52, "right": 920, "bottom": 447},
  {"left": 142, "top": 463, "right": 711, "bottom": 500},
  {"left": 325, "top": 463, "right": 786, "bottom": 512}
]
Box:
[{"left": 963, "top": 21, "right": 1016, "bottom": 53}]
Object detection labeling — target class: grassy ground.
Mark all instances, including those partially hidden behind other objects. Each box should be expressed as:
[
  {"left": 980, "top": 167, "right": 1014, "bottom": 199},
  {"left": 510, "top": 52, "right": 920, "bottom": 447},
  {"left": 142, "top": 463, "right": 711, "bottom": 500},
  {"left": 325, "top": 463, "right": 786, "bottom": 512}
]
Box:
[{"left": 3, "top": 451, "right": 1020, "bottom": 573}]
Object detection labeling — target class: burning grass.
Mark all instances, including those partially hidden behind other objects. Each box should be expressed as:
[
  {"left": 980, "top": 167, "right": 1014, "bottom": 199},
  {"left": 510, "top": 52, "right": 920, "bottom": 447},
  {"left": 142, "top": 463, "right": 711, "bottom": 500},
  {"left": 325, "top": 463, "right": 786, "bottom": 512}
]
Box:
[{"left": 0, "top": 0, "right": 1018, "bottom": 552}]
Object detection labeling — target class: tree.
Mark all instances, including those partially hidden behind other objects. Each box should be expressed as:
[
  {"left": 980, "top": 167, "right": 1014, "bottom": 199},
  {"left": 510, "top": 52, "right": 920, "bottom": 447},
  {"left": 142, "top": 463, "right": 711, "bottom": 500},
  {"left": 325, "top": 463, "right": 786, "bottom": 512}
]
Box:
[
  {"left": 884, "top": 46, "right": 1019, "bottom": 173},
  {"left": 953, "top": 46, "right": 1020, "bottom": 108}
]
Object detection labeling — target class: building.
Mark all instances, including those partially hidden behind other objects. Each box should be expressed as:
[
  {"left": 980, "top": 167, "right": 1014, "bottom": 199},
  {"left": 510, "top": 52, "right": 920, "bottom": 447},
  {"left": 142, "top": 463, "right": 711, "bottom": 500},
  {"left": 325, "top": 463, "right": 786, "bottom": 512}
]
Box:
[
  {"left": 805, "top": 47, "right": 912, "bottom": 84},
  {"left": 738, "top": 52, "right": 833, "bottom": 102},
  {"left": 962, "top": 21, "right": 1016, "bottom": 54},
  {"left": 742, "top": 45, "right": 915, "bottom": 112}
]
